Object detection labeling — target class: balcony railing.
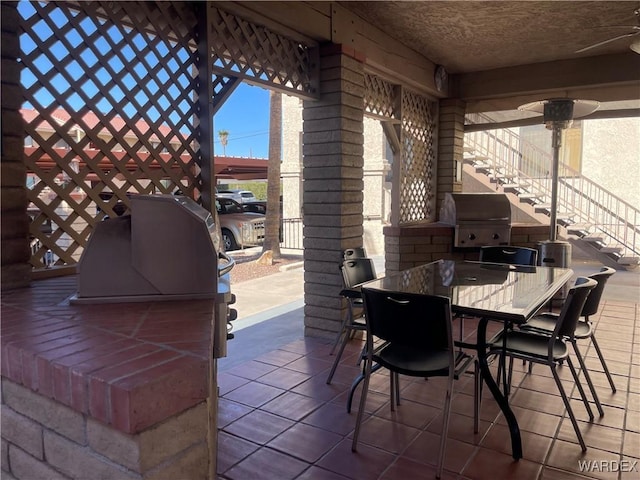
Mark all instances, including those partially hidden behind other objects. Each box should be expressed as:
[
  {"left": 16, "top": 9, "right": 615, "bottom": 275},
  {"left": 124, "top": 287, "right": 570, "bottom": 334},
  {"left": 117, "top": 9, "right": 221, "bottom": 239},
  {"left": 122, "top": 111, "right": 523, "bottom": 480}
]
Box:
[{"left": 464, "top": 114, "right": 640, "bottom": 258}]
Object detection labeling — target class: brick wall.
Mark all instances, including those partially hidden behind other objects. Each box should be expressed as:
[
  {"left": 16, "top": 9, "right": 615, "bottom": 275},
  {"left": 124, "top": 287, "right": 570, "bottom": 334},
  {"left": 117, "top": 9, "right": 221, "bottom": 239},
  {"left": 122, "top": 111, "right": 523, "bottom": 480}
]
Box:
[
  {"left": 1, "top": 1, "right": 31, "bottom": 290},
  {"left": 1, "top": 379, "right": 208, "bottom": 479},
  {"left": 384, "top": 223, "right": 550, "bottom": 273},
  {"left": 302, "top": 44, "right": 366, "bottom": 340}
]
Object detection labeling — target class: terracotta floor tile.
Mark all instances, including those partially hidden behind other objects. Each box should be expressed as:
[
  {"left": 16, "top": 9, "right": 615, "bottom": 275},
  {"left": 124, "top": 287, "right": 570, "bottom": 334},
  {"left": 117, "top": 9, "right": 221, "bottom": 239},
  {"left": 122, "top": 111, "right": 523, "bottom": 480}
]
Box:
[
  {"left": 217, "top": 372, "right": 250, "bottom": 396},
  {"left": 295, "top": 466, "right": 350, "bottom": 480},
  {"left": 255, "top": 349, "right": 303, "bottom": 367},
  {"left": 545, "top": 439, "right": 620, "bottom": 480},
  {"left": 224, "top": 359, "right": 279, "bottom": 380},
  {"left": 539, "top": 466, "right": 594, "bottom": 480},
  {"left": 223, "top": 409, "right": 295, "bottom": 445},
  {"left": 402, "top": 431, "right": 477, "bottom": 475},
  {"left": 481, "top": 423, "right": 553, "bottom": 463},
  {"left": 462, "top": 447, "right": 542, "bottom": 480},
  {"left": 379, "top": 457, "right": 451, "bottom": 480},
  {"left": 285, "top": 355, "right": 335, "bottom": 376},
  {"left": 257, "top": 367, "right": 311, "bottom": 390},
  {"left": 223, "top": 380, "right": 284, "bottom": 408},
  {"left": 268, "top": 423, "right": 343, "bottom": 463},
  {"left": 292, "top": 374, "right": 350, "bottom": 402},
  {"left": 373, "top": 397, "right": 441, "bottom": 430},
  {"left": 351, "top": 415, "right": 420, "bottom": 454},
  {"left": 217, "top": 430, "right": 259, "bottom": 474},
  {"left": 426, "top": 411, "right": 491, "bottom": 446},
  {"left": 260, "top": 390, "right": 324, "bottom": 421},
  {"left": 510, "top": 389, "right": 568, "bottom": 417},
  {"left": 496, "top": 406, "right": 562, "bottom": 437},
  {"left": 623, "top": 430, "right": 640, "bottom": 459},
  {"left": 316, "top": 438, "right": 397, "bottom": 480},
  {"left": 224, "top": 446, "right": 309, "bottom": 480},
  {"left": 557, "top": 419, "right": 623, "bottom": 454},
  {"left": 302, "top": 402, "right": 358, "bottom": 436},
  {"left": 217, "top": 397, "right": 253, "bottom": 428}
]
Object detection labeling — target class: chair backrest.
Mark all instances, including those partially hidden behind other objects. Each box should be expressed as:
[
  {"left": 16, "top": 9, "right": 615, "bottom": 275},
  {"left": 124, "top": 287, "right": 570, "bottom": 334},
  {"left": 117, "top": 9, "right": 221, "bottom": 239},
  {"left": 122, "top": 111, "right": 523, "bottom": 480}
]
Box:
[
  {"left": 554, "top": 277, "right": 598, "bottom": 340},
  {"left": 582, "top": 266, "right": 616, "bottom": 318},
  {"left": 361, "top": 287, "right": 453, "bottom": 353},
  {"left": 341, "top": 258, "right": 377, "bottom": 289},
  {"left": 479, "top": 246, "right": 538, "bottom": 266},
  {"left": 343, "top": 247, "right": 368, "bottom": 260}
]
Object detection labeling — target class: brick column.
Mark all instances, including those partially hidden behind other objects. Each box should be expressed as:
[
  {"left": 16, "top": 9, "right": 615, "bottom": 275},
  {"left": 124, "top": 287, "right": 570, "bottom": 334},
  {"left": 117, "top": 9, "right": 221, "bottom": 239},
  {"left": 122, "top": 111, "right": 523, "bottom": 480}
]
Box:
[
  {"left": 302, "top": 44, "right": 365, "bottom": 339},
  {"left": 1, "top": 1, "right": 31, "bottom": 290},
  {"left": 436, "top": 99, "right": 466, "bottom": 215}
]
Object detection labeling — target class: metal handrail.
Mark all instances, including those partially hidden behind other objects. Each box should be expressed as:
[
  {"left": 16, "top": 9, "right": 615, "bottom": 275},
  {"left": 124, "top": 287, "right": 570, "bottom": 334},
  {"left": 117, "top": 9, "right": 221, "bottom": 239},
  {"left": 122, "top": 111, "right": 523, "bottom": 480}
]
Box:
[{"left": 464, "top": 114, "right": 640, "bottom": 257}]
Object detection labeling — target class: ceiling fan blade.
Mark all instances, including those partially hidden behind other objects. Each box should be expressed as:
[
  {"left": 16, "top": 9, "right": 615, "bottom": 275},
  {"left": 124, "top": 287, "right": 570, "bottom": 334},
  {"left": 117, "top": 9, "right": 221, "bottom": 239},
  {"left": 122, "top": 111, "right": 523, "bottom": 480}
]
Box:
[{"left": 575, "top": 31, "right": 639, "bottom": 53}]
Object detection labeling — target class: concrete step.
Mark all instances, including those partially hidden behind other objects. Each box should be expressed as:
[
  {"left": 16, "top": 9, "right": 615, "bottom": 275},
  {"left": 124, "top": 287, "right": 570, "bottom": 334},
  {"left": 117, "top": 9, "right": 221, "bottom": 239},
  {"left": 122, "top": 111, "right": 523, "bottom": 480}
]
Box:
[
  {"left": 518, "top": 193, "right": 544, "bottom": 205},
  {"left": 567, "top": 224, "right": 592, "bottom": 237},
  {"left": 618, "top": 256, "right": 640, "bottom": 266}
]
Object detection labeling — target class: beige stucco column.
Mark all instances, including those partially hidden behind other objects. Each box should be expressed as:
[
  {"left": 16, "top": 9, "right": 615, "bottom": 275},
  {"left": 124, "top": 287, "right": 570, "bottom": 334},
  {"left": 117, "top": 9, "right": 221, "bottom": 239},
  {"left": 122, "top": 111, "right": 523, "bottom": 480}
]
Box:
[{"left": 301, "top": 44, "right": 365, "bottom": 339}]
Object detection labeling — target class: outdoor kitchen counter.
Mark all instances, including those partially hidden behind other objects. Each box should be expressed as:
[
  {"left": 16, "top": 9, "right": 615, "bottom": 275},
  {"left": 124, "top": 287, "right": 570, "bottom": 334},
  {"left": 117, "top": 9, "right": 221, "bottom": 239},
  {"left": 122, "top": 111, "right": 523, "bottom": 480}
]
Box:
[
  {"left": 1, "top": 274, "right": 211, "bottom": 434},
  {"left": 383, "top": 222, "right": 550, "bottom": 272}
]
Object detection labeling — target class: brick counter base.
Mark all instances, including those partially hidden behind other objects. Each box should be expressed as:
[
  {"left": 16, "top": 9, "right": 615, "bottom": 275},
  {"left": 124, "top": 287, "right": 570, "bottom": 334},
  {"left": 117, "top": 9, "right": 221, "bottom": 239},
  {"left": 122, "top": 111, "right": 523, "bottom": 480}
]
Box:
[
  {"left": 1, "top": 380, "right": 208, "bottom": 479},
  {"left": 1, "top": 275, "right": 215, "bottom": 479},
  {"left": 384, "top": 222, "right": 550, "bottom": 272}
]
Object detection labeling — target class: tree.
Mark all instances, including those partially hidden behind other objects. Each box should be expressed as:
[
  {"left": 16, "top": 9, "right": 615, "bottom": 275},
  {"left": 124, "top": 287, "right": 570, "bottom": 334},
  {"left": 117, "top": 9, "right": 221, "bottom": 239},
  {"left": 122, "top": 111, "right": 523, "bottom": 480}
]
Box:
[
  {"left": 262, "top": 90, "right": 282, "bottom": 259},
  {"left": 218, "top": 130, "right": 229, "bottom": 155}
]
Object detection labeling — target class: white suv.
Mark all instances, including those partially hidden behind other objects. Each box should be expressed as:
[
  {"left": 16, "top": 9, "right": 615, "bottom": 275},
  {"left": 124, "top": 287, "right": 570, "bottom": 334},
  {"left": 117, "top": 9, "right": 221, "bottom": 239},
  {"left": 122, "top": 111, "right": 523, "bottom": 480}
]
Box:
[
  {"left": 216, "top": 197, "right": 264, "bottom": 251},
  {"left": 217, "top": 189, "right": 257, "bottom": 204}
]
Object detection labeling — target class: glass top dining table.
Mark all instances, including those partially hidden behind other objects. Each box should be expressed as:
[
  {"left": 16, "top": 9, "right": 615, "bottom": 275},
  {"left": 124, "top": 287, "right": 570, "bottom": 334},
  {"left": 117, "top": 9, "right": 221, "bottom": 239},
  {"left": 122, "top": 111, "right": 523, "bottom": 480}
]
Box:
[
  {"left": 363, "top": 259, "right": 573, "bottom": 324},
  {"left": 360, "top": 259, "right": 574, "bottom": 460}
]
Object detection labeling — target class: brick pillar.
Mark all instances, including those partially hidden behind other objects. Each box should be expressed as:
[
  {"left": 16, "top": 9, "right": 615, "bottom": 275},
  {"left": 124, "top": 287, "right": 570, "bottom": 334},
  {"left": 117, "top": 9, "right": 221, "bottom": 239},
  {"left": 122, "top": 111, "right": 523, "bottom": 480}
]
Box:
[
  {"left": 1, "top": 1, "right": 31, "bottom": 290},
  {"left": 436, "top": 99, "right": 466, "bottom": 215},
  {"left": 302, "top": 44, "right": 365, "bottom": 339}
]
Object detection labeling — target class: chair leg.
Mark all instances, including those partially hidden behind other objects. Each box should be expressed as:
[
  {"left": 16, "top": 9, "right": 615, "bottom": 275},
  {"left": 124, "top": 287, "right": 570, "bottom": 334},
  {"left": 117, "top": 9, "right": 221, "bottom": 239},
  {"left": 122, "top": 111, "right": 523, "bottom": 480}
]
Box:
[
  {"left": 437, "top": 375, "right": 454, "bottom": 479},
  {"left": 572, "top": 341, "right": 604, "bottom": 416},
  {"left": 506, "top": 355, "right": 515, "bottom": 398},
  {"left": 567, "top": 356, "right": 594, "bottom": 421},
  {"left": 389, "top": 372, "right": 396, "bottom": 412},
  {"left": 352, "top": 357, "right": 373, "bottom": 451},
  {"left": 550, "top": 364, "right": 587, "bottom": 452},
  {"left": 473, "top": 359, "right": 480, "bottom": 434},
  {"left": 590, "top": 334, "right": 617, "bottom": 393},
  {"left": 326, "top": 324, "right": 352, "bottom": 384},
  {"left": 329, "top": 307, "right": 351, "bottom": 356}
]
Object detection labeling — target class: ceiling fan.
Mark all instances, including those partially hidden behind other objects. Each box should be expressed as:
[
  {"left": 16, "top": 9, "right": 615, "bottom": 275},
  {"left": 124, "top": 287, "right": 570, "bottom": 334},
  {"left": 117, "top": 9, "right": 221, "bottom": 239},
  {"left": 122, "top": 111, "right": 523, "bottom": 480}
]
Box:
[{"left": 576, "top": 7, "right": 640, "bottom": 54}]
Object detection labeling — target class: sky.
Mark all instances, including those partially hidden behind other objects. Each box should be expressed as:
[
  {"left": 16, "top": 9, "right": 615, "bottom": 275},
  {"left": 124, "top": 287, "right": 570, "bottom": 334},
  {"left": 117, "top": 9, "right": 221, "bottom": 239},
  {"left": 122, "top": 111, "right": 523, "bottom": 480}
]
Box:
[
  {"left": 213, "top": 83, "right": 271, "bottom": 159},
  {"left": 18, "top": 1, "right": 272, "bottom": 160}
]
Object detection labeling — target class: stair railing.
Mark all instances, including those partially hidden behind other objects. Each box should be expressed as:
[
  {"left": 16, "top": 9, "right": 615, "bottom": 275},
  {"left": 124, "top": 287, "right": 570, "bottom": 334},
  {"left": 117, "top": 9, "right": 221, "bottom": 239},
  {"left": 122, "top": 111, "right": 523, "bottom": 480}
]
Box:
[{"left": 464, "top": 114, "right": 640, "bottom": 258}]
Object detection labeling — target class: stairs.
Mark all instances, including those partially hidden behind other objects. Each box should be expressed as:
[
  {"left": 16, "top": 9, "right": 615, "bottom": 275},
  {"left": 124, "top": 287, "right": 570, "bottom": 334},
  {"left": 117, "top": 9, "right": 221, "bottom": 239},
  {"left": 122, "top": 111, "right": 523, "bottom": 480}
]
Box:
[{"left": 462, "top": 141, "right": 640, "bottom": 270}]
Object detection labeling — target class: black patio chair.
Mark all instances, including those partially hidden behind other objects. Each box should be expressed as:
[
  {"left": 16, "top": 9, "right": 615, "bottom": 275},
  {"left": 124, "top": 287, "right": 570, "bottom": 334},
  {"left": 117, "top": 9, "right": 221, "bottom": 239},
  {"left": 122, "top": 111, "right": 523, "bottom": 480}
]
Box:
[
  {"left": 352, "top": 288, "right": 477, "bottom": 479},
  {"left": 487, "top": 276, "right": 598, "bottom": 452},
  {"left": 326, "top": 257, "right": 377, "bottom": 384},
  {"left": 519, "top": 266, "right": 617, "bottom": 412},
  {"left": 343, "top": 247, "right": 368, "bottom": 261}
]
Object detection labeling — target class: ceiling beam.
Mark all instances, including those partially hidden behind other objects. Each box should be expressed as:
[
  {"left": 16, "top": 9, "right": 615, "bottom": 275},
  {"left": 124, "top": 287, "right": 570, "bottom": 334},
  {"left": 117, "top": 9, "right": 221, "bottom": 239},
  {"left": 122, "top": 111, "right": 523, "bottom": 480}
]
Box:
[{"left": 456, "top": 52, "right": 640, "bottom": 112}]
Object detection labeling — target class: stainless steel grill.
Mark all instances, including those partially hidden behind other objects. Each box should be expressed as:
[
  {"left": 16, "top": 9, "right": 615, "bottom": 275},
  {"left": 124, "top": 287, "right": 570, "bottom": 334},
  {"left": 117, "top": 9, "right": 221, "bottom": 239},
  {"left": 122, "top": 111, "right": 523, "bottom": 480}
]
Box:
[{"left": 440, "top": 193, "right": 512, "bottom": 248}]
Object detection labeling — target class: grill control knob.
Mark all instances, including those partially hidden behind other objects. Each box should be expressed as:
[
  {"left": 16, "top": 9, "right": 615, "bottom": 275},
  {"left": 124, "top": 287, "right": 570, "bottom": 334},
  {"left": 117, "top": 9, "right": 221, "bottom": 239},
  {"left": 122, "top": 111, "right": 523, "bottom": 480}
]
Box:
[
  {"left": 468, "top": 233, "right": 476, "bottom": 240},
  {"left": 493, "top": 233, "right": 500, "bottom": 239}
]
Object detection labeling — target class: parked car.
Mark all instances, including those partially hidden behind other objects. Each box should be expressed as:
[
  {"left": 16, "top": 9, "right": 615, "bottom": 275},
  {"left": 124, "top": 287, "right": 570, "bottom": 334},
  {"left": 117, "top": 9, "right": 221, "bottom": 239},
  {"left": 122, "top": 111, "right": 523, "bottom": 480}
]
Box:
[
  {"left": 216, "top": 196, "right": 265, "bottom": 251},
  {"left": 217, "top": 189, "right": 258, "bottom": 204},
  {"left": 242, "top": 201, "right": 267, "bottom": 214}
]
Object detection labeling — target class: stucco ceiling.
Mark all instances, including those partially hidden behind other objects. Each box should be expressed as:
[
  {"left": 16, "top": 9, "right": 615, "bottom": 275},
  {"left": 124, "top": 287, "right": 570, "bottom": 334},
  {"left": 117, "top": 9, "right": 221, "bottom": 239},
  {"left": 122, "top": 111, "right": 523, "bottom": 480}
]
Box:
[{"left": 339, "top": 1, "right": 640, "bottom": 74}]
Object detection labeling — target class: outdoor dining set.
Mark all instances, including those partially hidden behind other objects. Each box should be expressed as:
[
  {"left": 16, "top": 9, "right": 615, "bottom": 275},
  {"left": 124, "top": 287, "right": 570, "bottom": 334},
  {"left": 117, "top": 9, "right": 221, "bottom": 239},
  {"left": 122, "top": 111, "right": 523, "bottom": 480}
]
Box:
[{"left": 326, "top": 246, "right": 616, "bottom": 479}]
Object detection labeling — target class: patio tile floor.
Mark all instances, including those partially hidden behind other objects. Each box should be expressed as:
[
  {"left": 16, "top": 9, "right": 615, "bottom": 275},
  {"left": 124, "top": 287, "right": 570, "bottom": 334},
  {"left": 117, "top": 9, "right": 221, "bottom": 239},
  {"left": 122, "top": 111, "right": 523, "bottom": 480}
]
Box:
[{"left": 216, "top": 299, "right": 639, "bottom": 479}]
